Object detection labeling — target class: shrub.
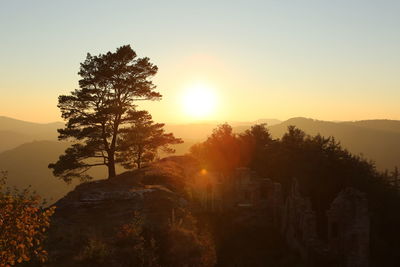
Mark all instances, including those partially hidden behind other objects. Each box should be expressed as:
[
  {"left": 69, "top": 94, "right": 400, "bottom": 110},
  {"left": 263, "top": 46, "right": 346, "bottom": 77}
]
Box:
[{"left": 0, "top": 171, "right": 55, "bottom": 266}]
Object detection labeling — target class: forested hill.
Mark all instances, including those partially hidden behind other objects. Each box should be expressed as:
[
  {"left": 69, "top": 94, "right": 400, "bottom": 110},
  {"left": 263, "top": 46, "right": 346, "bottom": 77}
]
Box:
[
  {"left": 1, "top": 116, "right": 400, "bottom": 202},
  {"left": 0, "top": 141, "right": 107, "bottom": 201},
  {"left": 267, "top": 117, "right": 400, "bottom": 170},
  {"left": 167, "top": 117, "right": 400, "bottom": 170},
  {"left": 0, "top": 116, "right": 62, "bottom": 152},
  {"left": 5, "top": 115, "right": 400, "bottom": 172}
]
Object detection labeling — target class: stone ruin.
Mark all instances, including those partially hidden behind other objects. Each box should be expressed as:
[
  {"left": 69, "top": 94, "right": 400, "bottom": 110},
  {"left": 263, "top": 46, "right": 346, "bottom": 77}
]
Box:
[
  {"left": 191, "top": 167, "right": 283, "bottom": 213},
  {"left": 326, "top": 188, "right": 370, "bottom": 267},
  {"left": 190, "top": 168, "right": 370, "bottom": 266},
  {"left": 281, "top": 179, "right": 370, "bottom": 267},
  {"left": 190, "top": 169, "right": 224, "bottom": 211},
  {"left": 281, "top": 179, "right": 321, "bottom": 263}
]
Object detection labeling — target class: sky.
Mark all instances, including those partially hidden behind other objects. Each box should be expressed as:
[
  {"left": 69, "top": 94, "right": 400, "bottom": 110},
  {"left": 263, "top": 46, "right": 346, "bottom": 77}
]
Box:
[{"left": 1, "top": 0, "right": 400, "bottom": 124}]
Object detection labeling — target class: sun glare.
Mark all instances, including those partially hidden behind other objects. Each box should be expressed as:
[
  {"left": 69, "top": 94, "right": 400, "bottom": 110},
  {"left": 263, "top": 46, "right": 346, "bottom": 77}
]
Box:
[{"left": 182, "top": 84, "right": 217, "bottom": 119}]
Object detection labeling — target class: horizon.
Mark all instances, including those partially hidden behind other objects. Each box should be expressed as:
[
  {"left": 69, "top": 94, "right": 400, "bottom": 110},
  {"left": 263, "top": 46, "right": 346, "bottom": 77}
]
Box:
[{"left": 2, "top": 114, "right": 400, "bottom": 126}]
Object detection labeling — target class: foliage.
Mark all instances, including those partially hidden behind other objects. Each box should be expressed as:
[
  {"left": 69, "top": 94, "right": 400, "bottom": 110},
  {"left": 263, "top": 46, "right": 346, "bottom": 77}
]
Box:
[
  {"left": 190, "top": 123, "right": 242, "bottom": 177},
  {"left": 49, "top": 45, "right": 161, "bottom": 182},
  {"left": 77, "top": 212, "right": 160, "bottom": 267},
  {"left": 191, "top": 123, "right": 400, "bottom": 265},
  {"left": 237, "top": 123, "right": 274, "bottom": 171},
  {"left": 190, "top": 123, "right": 274, "bottom": 176},
  {"left": 164, "top": 212, "right": 216, "bottom": 267},
  {"left": 77, "top": 238, "right": 111, "bottom": 265},
  {"left": 0, "top": 171, "right": 55, "bottom": 266},
  {"left": 118, "top": 110, "right": 183, "bottom": 169},
  {"left": 112, "top": 213, "right": 160, "bottom": 267},
  {"left": 191, "top": 124, "right": 378, "bottom": 212}
]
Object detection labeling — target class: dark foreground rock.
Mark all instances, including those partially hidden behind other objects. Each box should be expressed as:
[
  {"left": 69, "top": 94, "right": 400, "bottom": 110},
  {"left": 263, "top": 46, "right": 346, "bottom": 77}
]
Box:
[{"left": 45, "top": 156, "right": 216, "bottom": 267}]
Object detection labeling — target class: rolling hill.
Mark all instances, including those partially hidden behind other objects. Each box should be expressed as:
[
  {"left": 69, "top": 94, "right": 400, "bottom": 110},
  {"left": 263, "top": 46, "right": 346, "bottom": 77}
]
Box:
[
  {"left": 167, "top": 117, "right": 400, "bottom": 171},
  {"left": 1, "top": 116, "right": 400, "bottom": 202},
  {"left": 0, "top": 140, "right": 107, "bottom": 202},
  {"left": 267, "top": 118, "right": 400, "bottom": 170},
  {"left": 0, "top": 116, "right": 63, "bottom": 152}
]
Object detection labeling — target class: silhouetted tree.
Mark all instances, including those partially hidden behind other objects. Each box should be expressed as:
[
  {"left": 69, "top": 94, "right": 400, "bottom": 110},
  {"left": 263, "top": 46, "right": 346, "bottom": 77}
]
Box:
[
  {"left": 117, "top": 110, "right": 183, "bottom": 169},
  {"left": 238, "top": 124, "right": 274, "bottom": 172},
  {"left": 190, "top": 123, "right": 242, "bottom": 177},
  {"left": 49, "top": 45, "right": 160, "bottom": 182},
  {"left": 191, "top": 124, "right": 400, "bottom": 265}
]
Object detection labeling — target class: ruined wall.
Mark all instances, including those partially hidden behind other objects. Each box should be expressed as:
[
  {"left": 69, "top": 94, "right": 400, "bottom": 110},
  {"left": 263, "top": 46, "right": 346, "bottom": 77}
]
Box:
[
  {"left": 190, "top": 168, "right": 370, "bottom": 267},
  {"left": 280, "top": 180, "right": 370, "bottom": 267},
  {"left": 281, "top": 179, "right": 322, "bottom": 262},
  {"left": 326, "top": 188, "right": 370, "bottom": 267}
]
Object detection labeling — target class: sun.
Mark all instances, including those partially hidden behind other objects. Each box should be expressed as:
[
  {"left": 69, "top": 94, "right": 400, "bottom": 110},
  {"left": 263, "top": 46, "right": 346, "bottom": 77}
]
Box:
[{"left": 181, "top": 84, "right": 217, "bottom": 119}]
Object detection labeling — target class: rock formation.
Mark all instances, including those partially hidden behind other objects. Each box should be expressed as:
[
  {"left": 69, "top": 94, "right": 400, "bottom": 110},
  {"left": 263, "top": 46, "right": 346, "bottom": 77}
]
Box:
[
  {"left": 46, "top": 156, "right": 216, "bottom": 267},
  {"left": 281, "top": 180, "right": 370, "bottom": 267},
  {"left": 190, "top": 167, "right": 370, "bottom": 267},
  {"left": 327, "top": 188, "right": 370, "bottom": 267}
]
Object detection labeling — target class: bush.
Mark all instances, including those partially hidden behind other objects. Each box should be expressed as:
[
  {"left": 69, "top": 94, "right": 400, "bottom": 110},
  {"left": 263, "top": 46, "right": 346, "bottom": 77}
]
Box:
[
  {"left": 76, "top": 212, "right": 160, "bottom": 267},
  {"left": 0, "top": 171, "right": 55, "bottom": 266},
  {"left": 164, "top": 213, "right": 216, "bottom": 267}
]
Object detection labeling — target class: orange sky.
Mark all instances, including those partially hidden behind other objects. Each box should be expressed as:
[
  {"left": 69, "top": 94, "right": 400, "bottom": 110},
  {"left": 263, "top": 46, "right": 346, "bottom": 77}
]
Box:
[{"left": 1, "top": 1, "right": 400, "bottom": 124}]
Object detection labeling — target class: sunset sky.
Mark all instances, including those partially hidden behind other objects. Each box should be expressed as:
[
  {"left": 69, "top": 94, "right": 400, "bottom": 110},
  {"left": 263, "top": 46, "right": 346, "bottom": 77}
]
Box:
[{"left": 1, "top": 0, "right": 400, "bottom": 124}]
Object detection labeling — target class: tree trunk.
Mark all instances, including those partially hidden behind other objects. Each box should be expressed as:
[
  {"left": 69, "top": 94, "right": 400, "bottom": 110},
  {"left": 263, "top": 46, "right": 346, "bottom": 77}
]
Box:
[{"left": 108, "top": 151, "right": 116, "bottom": 178}]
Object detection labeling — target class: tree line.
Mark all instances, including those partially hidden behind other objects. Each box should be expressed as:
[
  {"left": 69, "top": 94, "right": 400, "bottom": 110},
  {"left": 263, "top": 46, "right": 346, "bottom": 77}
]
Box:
[{"left": 190, "top": 123, "right": 400, "bottom": 266}]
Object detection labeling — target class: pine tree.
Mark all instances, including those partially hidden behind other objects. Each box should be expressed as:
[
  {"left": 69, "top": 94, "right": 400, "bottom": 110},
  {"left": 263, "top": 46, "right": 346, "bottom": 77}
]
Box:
[
  {"left": 49, "top": 45, "right": 160, "bottom": 182},
  {"left": 118, "top": 110, "right": 183, "bottom": 169}
]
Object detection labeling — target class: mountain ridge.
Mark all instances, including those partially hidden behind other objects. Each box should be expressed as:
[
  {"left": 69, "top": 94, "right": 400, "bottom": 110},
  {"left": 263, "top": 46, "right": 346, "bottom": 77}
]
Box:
[{"left": 2, "top": 116, "right": 400, "bottom": 202}]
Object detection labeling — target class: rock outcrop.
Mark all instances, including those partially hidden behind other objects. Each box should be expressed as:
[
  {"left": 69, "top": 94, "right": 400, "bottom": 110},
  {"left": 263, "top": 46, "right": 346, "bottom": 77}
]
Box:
[
  {"left": 190, "top": 167, "right": 370, "bottom": 267},
  {"left": 327, "top": 188, "right": 370, "bottom": 267},
  {"left": 46, "top": 156, "right": 215, "bottom": 267},
  {"left": 281, "top": 180, "right": 370, "bottom": 267}
]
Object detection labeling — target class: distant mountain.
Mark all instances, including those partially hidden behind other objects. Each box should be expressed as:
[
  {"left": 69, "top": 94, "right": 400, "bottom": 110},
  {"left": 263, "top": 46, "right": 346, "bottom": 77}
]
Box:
[
  {"left": 0, "top": 116, "right": 63, "bottom": 152},
  {"left": 165, "top": 117, "right": 400, "bottom": 170},
  {"left": 2, "top": 116, "right": 400, "bottom": 202},
  {"left": 268, "top": 117, "right": 400, "bottom": 170},
  {"left": 253, "top": 118, "right": 282, "bottom": 126},
  {"left": 0, "top": 116, "right": 63, "bottom": 134},
  {"left": 164, "top": 118, "right": 281, "bottom": 141},
  {"left": 0, "top": 140, "right": 107, "bottom": 202},
  {"left": 342, "top": 119, "right": 400, "bottom": 134},
  {"left": 229, "top": 118, "right": 282, "bottom": 127},
  {"left": 0, "top": 130, "right": 34, "bottom": 152},
  {"left": 0, "top": 116, "right": 282, "bottom": 152}
]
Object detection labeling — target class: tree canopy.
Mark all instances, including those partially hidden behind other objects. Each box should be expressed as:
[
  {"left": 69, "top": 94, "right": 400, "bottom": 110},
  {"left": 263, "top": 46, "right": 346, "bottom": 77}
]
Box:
[
  {"left": 190, "top": 123, "right": 242, "bottom": 177},
  {"left": 117, "top": 110, "right": 183, "bottom": 169},
  {"left": 190, "top": 123, "right": 400, "bottom": 264},
  {"left": 49, "top": 45, "right": 166, "bottom": 182}
]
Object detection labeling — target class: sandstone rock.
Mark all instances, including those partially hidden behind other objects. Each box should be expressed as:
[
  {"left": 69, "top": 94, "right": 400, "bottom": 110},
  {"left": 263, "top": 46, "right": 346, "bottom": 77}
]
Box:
[
  {"left": 327, "top": 188, "right": 370, "bottom": 267},
  {"left": 46, "top": 156, "right": 199, "bottom": 266}
]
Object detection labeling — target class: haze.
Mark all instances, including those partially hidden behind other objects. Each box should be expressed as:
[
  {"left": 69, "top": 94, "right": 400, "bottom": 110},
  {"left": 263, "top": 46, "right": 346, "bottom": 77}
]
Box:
[{"left": 1, "top": 0, "right": 400, "bottom": 123}]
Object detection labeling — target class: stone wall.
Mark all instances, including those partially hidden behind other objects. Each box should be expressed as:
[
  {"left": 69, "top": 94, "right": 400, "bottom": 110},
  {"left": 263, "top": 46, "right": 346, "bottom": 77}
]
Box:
[
  {"left": 326, "top": 188, "right": 370, "bottom": 267},
  {"left": 190, "top": 168, "right": 370, "bottom": 267},
  {"left": 281, "top": 180, "right": 370, "bottom": 267}
]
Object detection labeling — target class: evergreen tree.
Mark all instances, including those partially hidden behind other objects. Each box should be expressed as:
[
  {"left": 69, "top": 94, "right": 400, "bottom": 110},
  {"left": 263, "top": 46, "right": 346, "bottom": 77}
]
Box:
[
  {"left": 190, "top": 123, "right": 242, "bottom": 177},
  {"left": 118, "top": 110, "right": 183, "bottom": 169},
  {"left": 49, "top": 45, "right": 160, "bottom": 182}
]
